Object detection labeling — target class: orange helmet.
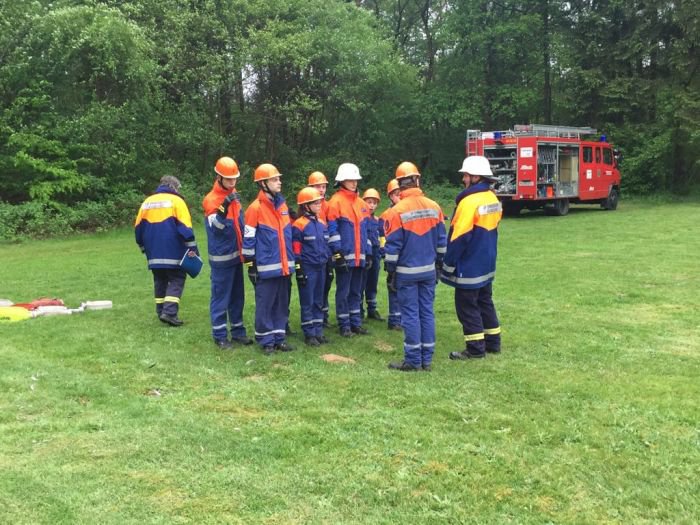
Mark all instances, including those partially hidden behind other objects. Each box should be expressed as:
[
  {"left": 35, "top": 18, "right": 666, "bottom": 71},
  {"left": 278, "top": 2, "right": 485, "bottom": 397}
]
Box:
[
  {"left": 387, "top": 179, "right": 400, "bottom": 194},
  {"left": 395, "top": 161, "right": 420, "bottom": 180},
  {"left": 297, "top": 187, "right": 322, "bottom": 205},
  {"left": 253, "top": 163, "right": 281, "bottom": 182},
  {"left": 215, "top": 157, "right": 240, "bottom": 178},
  {"left": 362, "top": 188, "right": 380, "bottom": 201},
  {"left": 308, "top": 171, "right": 328, "bottom": 185}
]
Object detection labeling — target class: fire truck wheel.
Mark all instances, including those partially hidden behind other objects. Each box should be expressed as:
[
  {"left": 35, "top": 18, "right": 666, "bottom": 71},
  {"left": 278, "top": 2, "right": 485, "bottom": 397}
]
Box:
[
  {"left": 502, "top": 202, "right": 522, "bottom": 217},
  {"left": 602, "top": 188, "right": 619, "bottom": 211},
  {"left": 546, "top": 198, "right": 569, "bottom": 216}
]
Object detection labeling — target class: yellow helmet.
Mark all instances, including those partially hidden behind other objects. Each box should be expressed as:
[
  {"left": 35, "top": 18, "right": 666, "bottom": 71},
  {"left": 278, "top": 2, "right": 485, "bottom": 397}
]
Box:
[{"left": 362, "top": 188, "right": 381, "bottom": 201}]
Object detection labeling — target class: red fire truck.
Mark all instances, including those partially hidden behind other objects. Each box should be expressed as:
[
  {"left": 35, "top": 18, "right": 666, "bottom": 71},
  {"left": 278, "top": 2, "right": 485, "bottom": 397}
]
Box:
[{"left": 466, "top": 124, "right": 621, "bottom": 216}]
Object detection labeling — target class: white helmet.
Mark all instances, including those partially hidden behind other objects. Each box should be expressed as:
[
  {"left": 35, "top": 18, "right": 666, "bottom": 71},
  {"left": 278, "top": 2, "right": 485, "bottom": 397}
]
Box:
[
  {"left": 335, "top": 163, "right": 362, "bottom": 182},
  {"left": 459, "top": 156, "right": 497, "bottom": 180}
]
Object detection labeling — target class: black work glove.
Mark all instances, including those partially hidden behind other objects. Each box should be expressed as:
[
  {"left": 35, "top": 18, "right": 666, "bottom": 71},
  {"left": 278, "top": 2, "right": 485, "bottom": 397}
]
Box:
[
  {"left": 435, "top": 258, "right": 443, "bottom": 284},
  {"left": 295, "top": 263, "right": 308, "bottom": 287},
  {"left": 365, "top": 254, "right": 373, "bottom": 271},
  {"left": 245, "top": 260, "right": 258, "bottom": 286},
  {"left": 326, "top": 261, "right": 335, "bottom": 284},
  {"left": 387, "top": 271, "right": 397, "bottom": 293},
  {"left": 217, "top": 192, "right": 238, "bottom": 218},
  {"left": 333, "top": 252, "right": 349, "bottom": 273}
]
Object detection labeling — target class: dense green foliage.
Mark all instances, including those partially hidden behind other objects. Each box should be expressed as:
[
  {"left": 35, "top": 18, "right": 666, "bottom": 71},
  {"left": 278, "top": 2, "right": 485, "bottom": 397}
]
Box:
[
  {"left": 0, "top": 0, "right": 698, "bottom": 232},
  {"left": 1, "top": 201, "right": 699, "bottom": 523}
]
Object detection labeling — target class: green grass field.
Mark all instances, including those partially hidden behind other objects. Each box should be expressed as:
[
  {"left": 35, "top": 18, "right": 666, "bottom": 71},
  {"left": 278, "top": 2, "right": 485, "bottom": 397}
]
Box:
[{"left": 1, "top": 199, "right": 698, "bottom": 524}]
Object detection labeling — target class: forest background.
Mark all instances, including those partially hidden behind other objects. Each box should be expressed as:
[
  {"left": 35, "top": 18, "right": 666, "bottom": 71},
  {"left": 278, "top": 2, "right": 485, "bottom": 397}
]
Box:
[{"left": 0, "top": 0, "right": 697, "bottom": 239}]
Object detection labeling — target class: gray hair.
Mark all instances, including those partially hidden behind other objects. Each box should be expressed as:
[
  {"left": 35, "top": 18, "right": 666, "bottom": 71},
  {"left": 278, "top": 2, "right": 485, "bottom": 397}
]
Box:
[{"left": 160, "top": 175, "right": 182, "bottom": 192}]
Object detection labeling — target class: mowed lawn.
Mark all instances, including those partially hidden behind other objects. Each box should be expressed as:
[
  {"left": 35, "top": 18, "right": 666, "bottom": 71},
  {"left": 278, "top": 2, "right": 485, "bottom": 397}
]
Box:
[{"left": 1, "top": 199, "right": 698, "bottom": 524}]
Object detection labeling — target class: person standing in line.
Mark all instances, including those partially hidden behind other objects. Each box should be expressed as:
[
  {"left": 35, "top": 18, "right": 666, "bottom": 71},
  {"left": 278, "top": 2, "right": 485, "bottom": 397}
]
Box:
[
  {"left": 361, "top": 188, "right": 383, "bottom": 321},
  {"left": 308, "top": 171, "right": 334, "bottom": 328},
  {"left": 292, "top": 187, "right": 330, "bottom": 346},
  {"left": 135, "top": 175, "right": 198, "bottom": 326},
  {"left": 202, "top": 156, "right": 254, "bottom": 349},
  {"left": 379, "top": 178, "right": 402, "bottom": 331},
  {"left": 242, "top": 163, "right": 296, "bottom": 355},
  {"left": 326, "top": 163, "right": 372, "bottom": 338},
  {"left": 383, "top": 162, "right": 446, "bottom": 371},
  {"left": 441, "top": 155, "right": 503, "bottom": 360}
]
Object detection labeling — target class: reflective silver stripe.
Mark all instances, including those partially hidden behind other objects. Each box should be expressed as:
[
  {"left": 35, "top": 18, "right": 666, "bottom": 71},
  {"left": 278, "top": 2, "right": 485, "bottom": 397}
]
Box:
[
  {"left": 149, "top": 258, "right": 180, "bottom": 265},
  {"left": 301, "top": 320, "right": 315, "bottom": 326},
  {"left": 209, "top": 252, "right": 239, "bottom": 262},
  {"left": 258, "top": 262, "right": 283, "bottom": 272},
  {"left": 231, "top": 322, "right": 243, "bottom": 328},
  {"left": 255, "top": 329, "right": 286, "bottom": 336},
  {"left": 244, "top": 225, "right": 256, "bottom": 238},
  {"left": 184, "top": 241, "right": 197, "bottom": 247},
  {"left": 404, "top": 343, "right": 422, "bottom": 349},
  {"left": 397, "top": 263, "right": 435, "bottom": 274},
  {"left": 385, "top": 253, "right": 399, "bottom": 262},
  {"left": 442, "top": 271, "right": 496, "bottom": 285},
  {"left": 337, "top": 313, "right": 350, "bottom": 319},
  {"left": 421, "top": 342, "right": 435, "bottom": 348},
  {"left": 288, "top": 261, "right": 295, "bottom": 269},
  {"left": 436, "top": 246, "right": 446, "bottom": 254},
  {"left": 141, "top": 200, "right": 172, "bottom": 210},
  {"left": 311, "top": 318, "right": 324, "bottom": 323},
  {"left": 212, "top": 323, "right": 227, "bottom": 330},
  {"left": 303, "top": 236, "right": 316, "bottom": 240},
  {"left": 390, "top": 312, "right": 401, "bottom": 316},
  {"left": 208, "top": 214, "right": 225, "bottom": 230},
  {"left": 329, "top": 235, "right": 341, "bottom": 243},
  {"left": 478, "top": 202, "right": 502, "bottom": 215},
  {"left": 400, "top": 208, "right": 439, "bottom": 223},
  {"left": 345, "top": 253, "right": 366, "bottom": 261},
  {"left": 349, "top": 309, "right": 361, "bottom": 314},
  {"left": 242, "top": 248, "right": 255, "bottom": 256},
  {"left": 443, "top": 264, "right": 456, "bottom": 273}
]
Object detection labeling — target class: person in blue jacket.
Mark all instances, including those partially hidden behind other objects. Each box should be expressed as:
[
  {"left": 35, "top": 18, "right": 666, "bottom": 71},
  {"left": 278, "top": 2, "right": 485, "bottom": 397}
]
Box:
[
  {"left": 292, "top": 187, "right": 331, "bottom": 346},
  {"left": 135, "top": 175, "right": 198, "bottom": 326},
  {"left": 361, "top": 188, "right": 384, "bottom": 321},
  {"left": 441, "top": 155, "right": 503, "bottom": 360},
  {"left": 202, "top": 156, "right": 253, "bottom": 349}
]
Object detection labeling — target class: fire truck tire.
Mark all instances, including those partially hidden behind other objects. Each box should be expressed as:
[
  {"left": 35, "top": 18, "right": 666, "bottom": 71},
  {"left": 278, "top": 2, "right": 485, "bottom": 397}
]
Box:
[
  {"left": 502, "top": 202, "right": 522, "bottom": 216},
  {"left": 546, "top": 198, "right": 569, "bottom": 216},
  {"left": 602, "top": 188, "right": 619, "bottom": 210}
]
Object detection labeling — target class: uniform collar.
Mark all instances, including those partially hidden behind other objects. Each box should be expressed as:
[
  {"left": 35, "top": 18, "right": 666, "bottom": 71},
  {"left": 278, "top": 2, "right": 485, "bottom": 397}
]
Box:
[
  {"left": 400, "top": 187, "right": 423, "bottom": 199},
  {"left": 338, "top": 187, "right": 357, "bottom": 199},
  {"left": 456, "top": 182, "right": 491, "bottom": 204},
  {"left": 211, "top": 181, "right": 236, "bottom": 197},
  {"left": 155, "top": 185, "right": 182, "bottom": 197},
  {"left": 258, "top": 189, "right": 285, "bottom": 209}
]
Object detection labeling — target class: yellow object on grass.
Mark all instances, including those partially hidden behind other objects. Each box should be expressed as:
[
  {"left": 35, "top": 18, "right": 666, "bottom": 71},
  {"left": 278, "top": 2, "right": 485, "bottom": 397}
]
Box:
[{"left": 0, "top": 306, "right": 32, "bottom": 322}]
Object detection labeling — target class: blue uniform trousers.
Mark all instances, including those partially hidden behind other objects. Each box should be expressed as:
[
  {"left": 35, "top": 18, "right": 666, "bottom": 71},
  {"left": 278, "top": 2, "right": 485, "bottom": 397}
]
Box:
[
  {"left": 298, "top": 265, "right": 325, "bottom": 338},
  {"left": 209, "top": 264, "right": 247, "bottom": 341},
  {"left": 387, "top": 287, "right": 401, "bottom": 328},
  {"left": 322, "top": 261, "right": 333, "bottom": 323},
  {"left": 254, "top": 276, "right": 290, "bottom": 347},
  {"left": 455, "top": 283, "right": 501, "bottom": 356},
  {"left": 363, "top": 248, "right": 381, "bottom": 314},
  {"left": 397, "top": 276, "right": 436, "bottom": 368},
  {"left": 153, "top": 269, "right": 186, "bottom": 317},
  {"left": 335, "top": 267, "right": 364, "bottom": 330}
]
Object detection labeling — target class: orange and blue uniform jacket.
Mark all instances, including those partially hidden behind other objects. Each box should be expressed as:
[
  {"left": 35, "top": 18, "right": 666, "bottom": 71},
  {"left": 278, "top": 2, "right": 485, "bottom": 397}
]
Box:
[
  {"left": 383, "top": 188, "right": 447, "bottom": 281},
  {"left": 364, "top": 205, "right": 381, "bottom": 257},
  {"left": 292, "top": 214, "right": 330, "bottom": 267},
  {"left": 242, "top": 191, "right": 295, "bottom": 279},
  {"left": 134, "top": 185, "right": 197, "bottom": 269},
  {"left": 440, "top": 182, "right": 502, "bottom": 289},
  {"left": 202, "top": 183, "right": 244, "bottom": 268},
  {"left": 327, "top": 188, "right": 371, "bottom": 267}
]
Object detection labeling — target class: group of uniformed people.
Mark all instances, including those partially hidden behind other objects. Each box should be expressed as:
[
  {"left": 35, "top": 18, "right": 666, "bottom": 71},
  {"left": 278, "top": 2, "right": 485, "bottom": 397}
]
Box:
[{"left": 134, "top": 155, "right": 504, "bottom": 370}]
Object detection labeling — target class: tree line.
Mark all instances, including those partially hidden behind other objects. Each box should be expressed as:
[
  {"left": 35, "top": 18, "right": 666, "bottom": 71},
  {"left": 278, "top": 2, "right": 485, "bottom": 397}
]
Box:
[{"left": 0, "top": 0, "right": 697, "bottom": 227}]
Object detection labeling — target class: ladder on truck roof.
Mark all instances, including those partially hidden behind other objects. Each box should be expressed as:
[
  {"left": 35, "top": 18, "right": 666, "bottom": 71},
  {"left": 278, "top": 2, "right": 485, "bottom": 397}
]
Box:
[{"left": 513, "top": 124, "right": 597, "bottom": 138}]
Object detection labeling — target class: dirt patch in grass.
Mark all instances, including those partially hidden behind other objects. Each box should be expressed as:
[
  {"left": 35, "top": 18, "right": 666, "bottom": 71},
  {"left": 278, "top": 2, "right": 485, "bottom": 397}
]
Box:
[{"left": 320, "top": 354, "right": 356, "bottom": 364}]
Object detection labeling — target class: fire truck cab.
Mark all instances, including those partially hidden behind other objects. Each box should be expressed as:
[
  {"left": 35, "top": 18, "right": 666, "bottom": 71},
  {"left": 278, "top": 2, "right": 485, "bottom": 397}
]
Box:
[{"left": 466, "top": 124, "right": 621, "bottom": 216}]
